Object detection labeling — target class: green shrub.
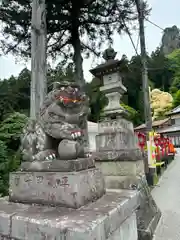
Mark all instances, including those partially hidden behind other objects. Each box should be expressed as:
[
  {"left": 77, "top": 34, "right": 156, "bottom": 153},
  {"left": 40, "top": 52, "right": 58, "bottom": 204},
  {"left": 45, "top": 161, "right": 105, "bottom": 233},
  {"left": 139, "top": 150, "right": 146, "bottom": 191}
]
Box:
[{"left": 0, "top": 112, "right": 27, "bottom": 151}]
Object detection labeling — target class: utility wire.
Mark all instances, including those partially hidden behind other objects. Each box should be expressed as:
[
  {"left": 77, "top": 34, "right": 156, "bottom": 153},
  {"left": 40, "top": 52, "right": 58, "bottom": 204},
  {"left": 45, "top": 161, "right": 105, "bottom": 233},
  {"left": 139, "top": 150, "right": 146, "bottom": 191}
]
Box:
[
  {"left": 145, "top": 17, "right": 180, "bottom": 43},
  {"left": 125, "top": 16, "right": 180, "bottom": 71},
  {"left": 145, "top": 18, "right": 164, "bottom": 31},
  {"left": 122, "top": 20, "right": 139, "bottom": 56},
  {"left": 143, "top": 17, "right": 180, "bottom": 71}
]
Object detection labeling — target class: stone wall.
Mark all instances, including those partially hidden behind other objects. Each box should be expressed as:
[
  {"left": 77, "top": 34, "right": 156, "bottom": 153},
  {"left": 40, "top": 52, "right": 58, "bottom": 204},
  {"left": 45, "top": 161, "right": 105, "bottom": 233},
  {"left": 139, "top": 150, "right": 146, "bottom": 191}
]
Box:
[
  {"left": 0, "top": 190, "right": 139, "bottom": 240},
  {"left": 108, "top": 212, "right": 137, "bottom": 240}
]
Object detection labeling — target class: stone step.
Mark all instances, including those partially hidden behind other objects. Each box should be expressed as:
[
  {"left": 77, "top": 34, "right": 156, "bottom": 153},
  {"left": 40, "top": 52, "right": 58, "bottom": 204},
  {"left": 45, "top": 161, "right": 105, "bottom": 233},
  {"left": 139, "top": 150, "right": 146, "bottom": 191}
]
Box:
[{"left": 0, "top": 190, "right": 139, "bottom": 240}]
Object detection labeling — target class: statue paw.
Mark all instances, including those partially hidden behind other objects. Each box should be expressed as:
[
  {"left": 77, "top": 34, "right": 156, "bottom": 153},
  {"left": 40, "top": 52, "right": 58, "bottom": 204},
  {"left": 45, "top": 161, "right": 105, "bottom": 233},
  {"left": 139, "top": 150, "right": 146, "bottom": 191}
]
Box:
[
  {"left": 45, "top": 153, "right": 56, "bottom": 161},
  {"left": 71, "top": 130, "right": 82, "bottom": 140},
  {"left": 32, "top": 150, "right": 56, "bottom": 161}
]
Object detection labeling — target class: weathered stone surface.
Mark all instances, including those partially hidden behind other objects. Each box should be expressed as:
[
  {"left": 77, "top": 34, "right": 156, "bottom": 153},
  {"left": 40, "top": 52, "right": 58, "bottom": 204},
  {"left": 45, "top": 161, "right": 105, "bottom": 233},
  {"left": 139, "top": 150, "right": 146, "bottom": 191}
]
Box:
[
  {"left": 9, "top": 168, "right": 105, "bottom": 209},
  {"left": 93, "top": 148, "right": 142, "bottom": 161},
  {"left": 104, "top": 175, "right": 144, "bottom": 190},
  {"left": 0, "top": 190, "right": 139, "bottom": 240},
  {"left": 96, "top": 118, "right": 137, "bottom": 152},
  {"left": 136, "top": 175, "right": 161, "bottom": 240},
  {"left": 96, "top": 160, "right": 144, "bottom": 177},
  {"left": 95, "top": 159, "right": 144, "bottom": 191},
  {"left": 106, "top": 177, "right": 161, "bottom": 240},
  {"left": 20, "top": 158, "right": 95, "bottom": 172},
  {"left": 98, "top": 117, "right": 134, "bottom": 134},
  {"left": 0, "top": 236, "right": 9, "bottom": 240},
  {"left": 0, "top": 200, "right": 29, "bottom": 237},
  {"left": 96, "top": 132, "right": 136, "bottom": 152},
  {"left": 107, "top": 212, "right": 137, "bottom": 240}
]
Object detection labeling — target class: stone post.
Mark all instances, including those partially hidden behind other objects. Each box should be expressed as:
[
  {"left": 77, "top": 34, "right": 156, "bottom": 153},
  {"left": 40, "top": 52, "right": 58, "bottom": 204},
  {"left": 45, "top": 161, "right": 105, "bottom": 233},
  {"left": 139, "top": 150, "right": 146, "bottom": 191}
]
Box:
[{"left": 90, "top": 47, "right": 161, "bottom": 240}]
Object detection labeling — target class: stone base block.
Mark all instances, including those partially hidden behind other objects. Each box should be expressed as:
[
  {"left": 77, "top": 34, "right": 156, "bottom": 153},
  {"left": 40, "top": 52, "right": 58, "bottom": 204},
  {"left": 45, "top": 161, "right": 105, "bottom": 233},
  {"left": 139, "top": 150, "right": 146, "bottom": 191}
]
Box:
[
  {"left": 104, "top": 175, "right": 144, "bottom": 190},
  {"left": 96, "top": 160, "right": 144, "bottom": 177},
  {"left": 0, "top": 190, "right": 139, "bottom": 240},
  {"left": 20, "top": 158, "right": 95, "bottom": 172},
  {"left": 9, "top": 168, "right": 105, "bottom": 209}
]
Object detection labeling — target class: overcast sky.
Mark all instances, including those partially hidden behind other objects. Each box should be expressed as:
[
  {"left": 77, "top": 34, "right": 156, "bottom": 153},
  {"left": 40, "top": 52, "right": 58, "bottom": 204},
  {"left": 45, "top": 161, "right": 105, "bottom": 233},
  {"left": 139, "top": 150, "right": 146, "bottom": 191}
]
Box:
[{"left": 0, "top": 0, "right": 180, "bottom": 82}]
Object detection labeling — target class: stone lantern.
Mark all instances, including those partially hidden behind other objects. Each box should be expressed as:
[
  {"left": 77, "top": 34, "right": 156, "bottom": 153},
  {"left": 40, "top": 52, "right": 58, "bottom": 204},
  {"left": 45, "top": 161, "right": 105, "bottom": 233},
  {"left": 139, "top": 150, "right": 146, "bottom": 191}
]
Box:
[
  {"left": 90, "top": 47, "right": 161, "bottom": 240},
  {"left": 90, "top": 47, "right": 128, "bottom": 117},
  {"left": 90, "top": 47, "right": 141, "bottom": 162}
]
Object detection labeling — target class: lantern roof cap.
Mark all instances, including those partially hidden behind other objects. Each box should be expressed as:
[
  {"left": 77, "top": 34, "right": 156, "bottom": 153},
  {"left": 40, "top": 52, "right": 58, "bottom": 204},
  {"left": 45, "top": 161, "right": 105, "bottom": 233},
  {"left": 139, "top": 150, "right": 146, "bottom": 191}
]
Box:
[{"left": 90, "top": 47, "right": 124, "bottom": 77}]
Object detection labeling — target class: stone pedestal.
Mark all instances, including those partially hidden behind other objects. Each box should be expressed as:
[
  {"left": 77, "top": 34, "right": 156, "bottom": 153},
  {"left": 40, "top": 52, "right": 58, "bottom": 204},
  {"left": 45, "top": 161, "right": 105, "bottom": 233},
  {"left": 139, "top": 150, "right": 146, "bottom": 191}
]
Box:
[
  {"left": 96, "top": 159, "right": 145, "bottom": 189},
  {"left": 94, "top": 117, "right": 144, "bottom": 190},
  {"left": 9, "top": 168, "right": 105, "bottom": 209},
  {"left": 0, "top": 190, "right": 139, "bottom": 240},
  {"left": 9, "top": 158, "right": 105, "bottom": 209}
]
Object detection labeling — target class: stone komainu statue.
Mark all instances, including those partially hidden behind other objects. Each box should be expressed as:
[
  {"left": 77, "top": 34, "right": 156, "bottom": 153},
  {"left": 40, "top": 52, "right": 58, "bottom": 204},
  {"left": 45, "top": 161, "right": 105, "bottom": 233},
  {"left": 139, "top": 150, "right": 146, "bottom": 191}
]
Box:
[{"left": 21, "top": 81, "right": 89, "bottom": 161}]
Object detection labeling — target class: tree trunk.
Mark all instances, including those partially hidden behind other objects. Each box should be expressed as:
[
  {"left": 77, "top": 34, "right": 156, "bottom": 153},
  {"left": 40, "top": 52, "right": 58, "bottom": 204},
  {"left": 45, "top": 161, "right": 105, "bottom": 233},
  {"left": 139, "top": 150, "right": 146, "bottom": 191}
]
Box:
[
  {"left": 31, "top": 0, "right": 47, "bottom": 120},
  {"left": 71, "top": 6, "right": 85, "bottom": 89},
  {"left": 72, "top": 36, "right": 85, "bottom": 89},
  {"left": 71, "top": 6, "right": 89, "bottom": 152}
]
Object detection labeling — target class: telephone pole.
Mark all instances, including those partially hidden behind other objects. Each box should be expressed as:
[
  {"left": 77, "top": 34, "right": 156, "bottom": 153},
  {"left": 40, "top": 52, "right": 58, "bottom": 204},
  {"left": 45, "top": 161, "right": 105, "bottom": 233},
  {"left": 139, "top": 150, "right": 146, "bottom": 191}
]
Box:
[
  {"left": 135, "top": 0, "right": 153, "bottom": 176},
  {"left": 135, "top": 0, "right": 152, "bottom": 135},
  {"left": 30, "top": 0, "right": 47, "bottom": 120}
]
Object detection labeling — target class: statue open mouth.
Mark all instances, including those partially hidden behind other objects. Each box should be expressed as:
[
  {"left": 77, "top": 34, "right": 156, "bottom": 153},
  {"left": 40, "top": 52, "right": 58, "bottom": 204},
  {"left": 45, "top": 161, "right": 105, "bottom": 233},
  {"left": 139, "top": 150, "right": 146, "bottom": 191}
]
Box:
[{"left": 56, "top": 95, "right": 82, "bottom": 104}]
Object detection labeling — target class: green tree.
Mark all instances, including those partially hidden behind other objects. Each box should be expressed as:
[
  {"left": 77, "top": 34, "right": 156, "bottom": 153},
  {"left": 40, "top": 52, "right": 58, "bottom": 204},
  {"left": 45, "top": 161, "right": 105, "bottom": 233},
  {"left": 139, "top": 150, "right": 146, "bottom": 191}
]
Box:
[
  {"left": 173, "top": 90, "right": 180, "bottom": 108},
  {"left": 0, "top": 68, "right": 30, "bottom": 120},
  {"left": 14, "top": 68, "right": 31, "bottom": 114},
  {"left": 168, "top": 49, "right": 180, "bottom": 94},
  {"left": 86, "top": 77, "right": 107, "bottom": 122},
  {"left": 121, "top": 103, "right": 140, "bottom": 125},
  {"left": 148, "top": 47, "right": 173, "bottom": 91},
  {"left": 170, "top": 76, "right": 180, "bottom": 94},
  {"left": 47, "top": 62, "right": 75, "bottom": 91},
  {"left": 0, "top": 112, "right": 27, "bottom": 196},
  {"left": 124, "top": 55, "right": 145, "bottom": 124},
  {"left": 0, "top": 0, "right": 140, "bottom": 58},
  {"left": 0, "top": 0, "right": 148, "bottom": 86},
  {"left": 0, "top": 112, "right": 28, "bottom": 151},
  {"left": 0, "top": 140, "right": 9, "bottom": 196}
]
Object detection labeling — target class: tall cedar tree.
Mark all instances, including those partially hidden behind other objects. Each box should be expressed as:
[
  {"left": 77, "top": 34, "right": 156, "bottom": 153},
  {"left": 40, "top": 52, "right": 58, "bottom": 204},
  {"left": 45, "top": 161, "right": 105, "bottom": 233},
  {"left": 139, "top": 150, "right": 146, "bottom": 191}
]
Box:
[{"left": 0, "top": 0, "right": 149, "bottom": 84}]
